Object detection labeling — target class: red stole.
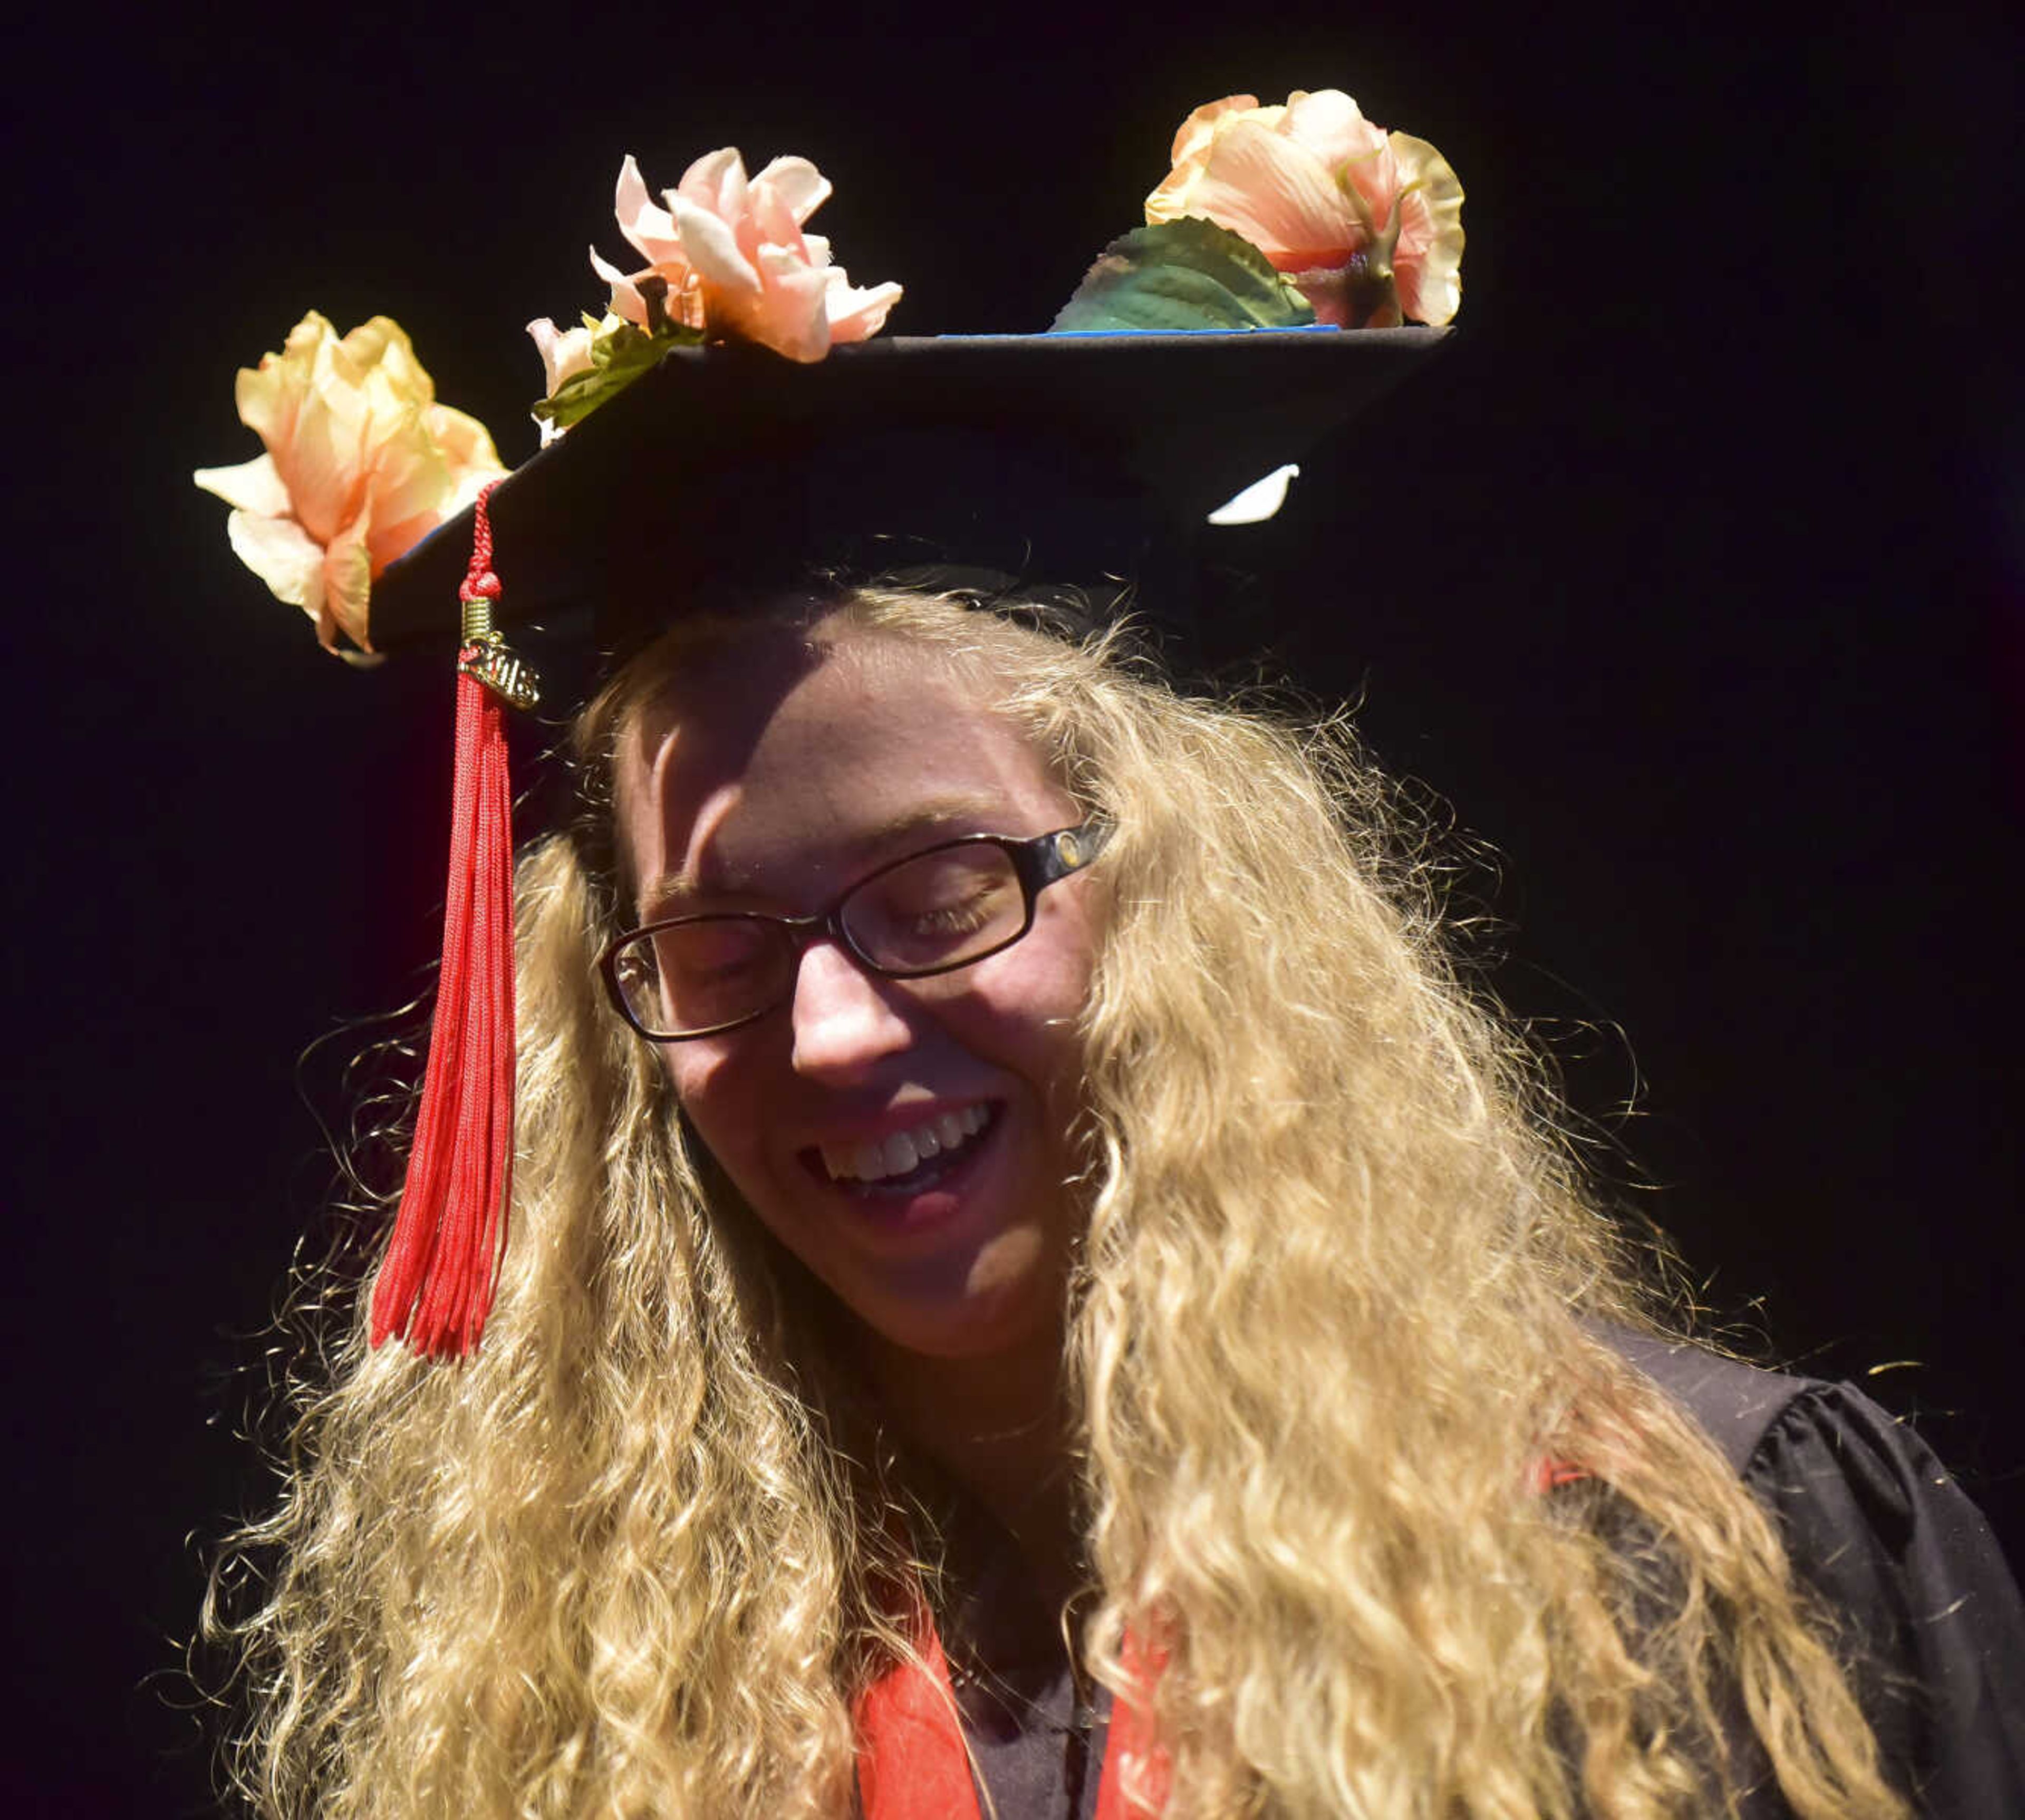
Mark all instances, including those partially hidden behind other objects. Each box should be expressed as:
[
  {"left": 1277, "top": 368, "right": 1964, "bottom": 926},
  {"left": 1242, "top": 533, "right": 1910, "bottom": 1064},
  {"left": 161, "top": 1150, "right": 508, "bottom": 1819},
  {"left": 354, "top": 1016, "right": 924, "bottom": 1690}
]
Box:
[
  {"left": 855, "top": 1459, "right": 1582, "bottom": 1814},
  {"left": 856, "top": 1616, "right": 1170, "bottom": 1819}
]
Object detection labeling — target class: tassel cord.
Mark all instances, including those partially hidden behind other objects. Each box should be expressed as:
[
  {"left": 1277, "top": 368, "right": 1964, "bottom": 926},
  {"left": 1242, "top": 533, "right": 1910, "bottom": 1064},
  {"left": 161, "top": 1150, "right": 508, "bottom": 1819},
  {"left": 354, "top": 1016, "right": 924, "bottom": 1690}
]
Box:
[{"left": 370, "top": 482, "right": 528, "bottom": 1358}]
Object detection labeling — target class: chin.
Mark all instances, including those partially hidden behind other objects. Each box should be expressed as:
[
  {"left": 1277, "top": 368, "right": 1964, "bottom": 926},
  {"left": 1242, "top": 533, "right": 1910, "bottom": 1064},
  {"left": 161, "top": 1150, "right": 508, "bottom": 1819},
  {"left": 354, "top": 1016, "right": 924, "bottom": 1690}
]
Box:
[{"left": 845, "top": 1217, "right": 1073, "bottom": 1368}]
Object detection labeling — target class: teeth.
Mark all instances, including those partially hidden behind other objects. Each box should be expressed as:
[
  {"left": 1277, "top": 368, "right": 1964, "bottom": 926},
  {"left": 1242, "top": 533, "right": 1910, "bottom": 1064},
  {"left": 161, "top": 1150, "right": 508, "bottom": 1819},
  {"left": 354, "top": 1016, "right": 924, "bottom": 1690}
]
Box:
[{"left": 821, "top": 1107, "right": 992, "bottom": 1182}]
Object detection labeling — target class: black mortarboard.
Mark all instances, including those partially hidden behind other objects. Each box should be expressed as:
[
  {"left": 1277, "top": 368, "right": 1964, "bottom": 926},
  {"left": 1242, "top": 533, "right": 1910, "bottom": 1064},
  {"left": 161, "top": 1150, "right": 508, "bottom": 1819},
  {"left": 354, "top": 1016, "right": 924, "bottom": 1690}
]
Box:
[{"left": 368, "top": 326, "right": 1448, "bottom": 656}]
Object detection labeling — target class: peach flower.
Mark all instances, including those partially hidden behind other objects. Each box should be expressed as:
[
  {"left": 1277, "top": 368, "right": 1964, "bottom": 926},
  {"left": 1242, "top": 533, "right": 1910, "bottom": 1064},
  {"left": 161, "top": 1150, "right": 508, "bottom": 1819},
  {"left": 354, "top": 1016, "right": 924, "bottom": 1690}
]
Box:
[
  {"left": 1146, "top": 90, "right": 1463, "bottom": 328},
  {"left": 591, "top": 149, "right": 901, "bottom": 363},
  {"left": 195, "top": 313, "right": 504, "bottom": 654}
]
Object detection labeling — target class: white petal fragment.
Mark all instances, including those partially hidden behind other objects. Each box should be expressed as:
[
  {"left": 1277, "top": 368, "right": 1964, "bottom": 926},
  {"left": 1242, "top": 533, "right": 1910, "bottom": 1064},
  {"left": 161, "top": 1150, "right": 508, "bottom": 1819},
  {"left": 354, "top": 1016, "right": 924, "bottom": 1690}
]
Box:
[{"left": 1207, "top": 463, "right": 1301, "bottom": 526}]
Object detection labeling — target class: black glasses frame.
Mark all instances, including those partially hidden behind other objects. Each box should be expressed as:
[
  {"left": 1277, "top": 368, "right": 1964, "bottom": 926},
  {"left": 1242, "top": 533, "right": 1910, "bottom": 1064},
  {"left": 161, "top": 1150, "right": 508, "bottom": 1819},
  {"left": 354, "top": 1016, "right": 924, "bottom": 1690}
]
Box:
[{"left": 598, "top": 820, "right": 1112, "bottom": 1041}]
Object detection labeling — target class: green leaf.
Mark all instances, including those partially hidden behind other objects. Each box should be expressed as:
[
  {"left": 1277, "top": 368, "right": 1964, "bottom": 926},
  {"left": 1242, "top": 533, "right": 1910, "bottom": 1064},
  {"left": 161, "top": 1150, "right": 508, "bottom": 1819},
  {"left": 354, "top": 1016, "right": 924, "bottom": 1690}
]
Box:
[
  {"left": 531, "top": 318, "right": 706, "bottom": 432},
  {"left": 1052, "top": 219, "right": 1316, "bottom": 333}
]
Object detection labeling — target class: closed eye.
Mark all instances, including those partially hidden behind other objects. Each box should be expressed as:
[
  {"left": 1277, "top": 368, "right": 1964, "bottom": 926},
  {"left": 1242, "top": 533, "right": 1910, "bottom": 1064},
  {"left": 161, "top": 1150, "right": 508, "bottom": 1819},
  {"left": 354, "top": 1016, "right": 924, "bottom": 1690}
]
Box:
[
  {"left": 903, "top": 886, "right": 1004, "bottom": 936},
  {"left": 658, "top": 921, "right": 779, "bottom": 985}
]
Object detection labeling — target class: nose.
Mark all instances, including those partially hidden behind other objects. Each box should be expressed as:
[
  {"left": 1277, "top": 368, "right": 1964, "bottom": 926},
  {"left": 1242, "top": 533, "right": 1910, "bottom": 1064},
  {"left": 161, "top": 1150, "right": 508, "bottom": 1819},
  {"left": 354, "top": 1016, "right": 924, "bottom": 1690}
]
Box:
[{"left": 788, "top": 938, "right": 915, "bottom": 1081}]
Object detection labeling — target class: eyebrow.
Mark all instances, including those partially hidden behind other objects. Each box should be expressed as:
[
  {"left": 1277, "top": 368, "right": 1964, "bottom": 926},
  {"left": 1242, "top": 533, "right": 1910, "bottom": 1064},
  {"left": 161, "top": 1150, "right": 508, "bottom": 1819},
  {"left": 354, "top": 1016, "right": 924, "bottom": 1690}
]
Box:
[{"left": 634, "top": 792, "right": 1018, "bottom": 923}]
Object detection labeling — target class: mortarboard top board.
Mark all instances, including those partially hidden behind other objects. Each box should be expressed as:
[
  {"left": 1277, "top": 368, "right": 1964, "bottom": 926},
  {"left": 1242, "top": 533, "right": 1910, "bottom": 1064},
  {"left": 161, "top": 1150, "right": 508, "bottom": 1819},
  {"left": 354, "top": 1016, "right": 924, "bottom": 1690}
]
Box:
[{"left": 368, "top": 326, "right": 1450, "bottom": 658}]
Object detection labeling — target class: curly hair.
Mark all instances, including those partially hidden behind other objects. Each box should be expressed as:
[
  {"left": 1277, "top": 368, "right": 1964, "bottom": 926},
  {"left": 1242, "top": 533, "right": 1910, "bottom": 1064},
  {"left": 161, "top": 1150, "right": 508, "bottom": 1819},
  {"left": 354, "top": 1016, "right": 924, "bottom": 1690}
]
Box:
[{"left": 205, "top": 585, "right": 1906, "bottom": 1818}]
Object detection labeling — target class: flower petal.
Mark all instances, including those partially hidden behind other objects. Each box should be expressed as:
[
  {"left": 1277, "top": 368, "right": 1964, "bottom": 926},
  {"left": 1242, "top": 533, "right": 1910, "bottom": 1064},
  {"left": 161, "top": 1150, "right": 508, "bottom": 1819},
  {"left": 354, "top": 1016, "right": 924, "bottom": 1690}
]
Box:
[
  {"left": 732, "top": 247, "right": 832, "bottom": 360},
  {"left": 1166, "top": 93, "right": 1261, "bottom": 168},
  {"left": 232, "top": 312, "right": 326, "bottom": 449},
  {"left": 224, "top": 508, "right": 324, "bottom": 617},
  {"left": 751, "top": 175, "right": 812, "bottom": 258},
  {"left": 824, "top": 274, "right": 903, "bottom": 342},
  {"left": 672, "top": 194, "right": 764, "bottom": 302},
  {"left": 368, "top": 402, "right": 503, "bottom": 572},
  {"left": 750, "top": 153, "right": 831, "bottom": 226},
  {"left": 677, "top": 147, "right": 748, "bottom": 222},
  {"left": 428, "top": 403, "right": 503, "bottom": 474},
  {"left": 1388, "top": 131, "right": 1465, "bottom": 325},
  {"left": 343, "top": 316, "right": 434, "bottom": 405},
  {"left": 193, "top": 453, "right": 290, "bottom": 516},
  {"left": 1177, "top": 115, "right": 1361, "bottom": 269},
  {"left": 1332, "top": 134, "right": 1401, "bottom": 241},
  {"left": 1279, "top": 90, "right": 1383, "bottom": 172},
  {"left": 321, "top": 513, "right": 375, "bottom": 652},
  {"left": 526, "top": 316, "right": 594, "bottom": 398},
  {"left": 590, "top": 244, "right": 648, "bottom": 325},
  {"left": 365, "top": 449, "right": 454, "bottom": 574},
  {"left": 615, "top": 151, "right": 650, "bottom": 225},
  {"left": 269, "top": 382, "right": 367, "bottom": 547},
  {"left": 613, "top": 154, "right": 684, "bottom": 266}
]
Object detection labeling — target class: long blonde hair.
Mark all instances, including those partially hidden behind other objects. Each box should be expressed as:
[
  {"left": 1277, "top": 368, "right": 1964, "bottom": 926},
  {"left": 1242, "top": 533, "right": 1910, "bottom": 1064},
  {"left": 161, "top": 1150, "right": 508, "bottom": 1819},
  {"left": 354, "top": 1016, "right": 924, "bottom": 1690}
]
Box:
[{"left": 206, "top": 586, "right": 1906, "bottom": 1817}]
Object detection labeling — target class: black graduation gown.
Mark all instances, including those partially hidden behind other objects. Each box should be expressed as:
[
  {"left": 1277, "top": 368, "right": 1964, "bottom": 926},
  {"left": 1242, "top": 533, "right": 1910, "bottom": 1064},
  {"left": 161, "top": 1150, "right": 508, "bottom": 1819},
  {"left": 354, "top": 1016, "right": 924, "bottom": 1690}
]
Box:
[{"left": 940, "top": 1337, "right": 2025, "bottom": 1818}]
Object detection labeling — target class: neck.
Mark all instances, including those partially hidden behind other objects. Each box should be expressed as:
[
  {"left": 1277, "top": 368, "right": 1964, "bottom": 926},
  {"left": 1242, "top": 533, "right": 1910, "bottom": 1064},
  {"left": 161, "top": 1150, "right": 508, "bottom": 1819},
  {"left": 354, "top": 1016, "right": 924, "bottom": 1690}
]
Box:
[{"left": 860, "top": 1328, "right": 1082, "bottom": 1590}]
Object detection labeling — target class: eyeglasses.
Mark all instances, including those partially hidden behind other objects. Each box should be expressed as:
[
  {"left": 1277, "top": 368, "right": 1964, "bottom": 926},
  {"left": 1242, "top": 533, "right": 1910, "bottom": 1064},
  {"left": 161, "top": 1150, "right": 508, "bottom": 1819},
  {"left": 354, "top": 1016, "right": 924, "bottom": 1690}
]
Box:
[{"left": 599, "top": 821, "right": 1112, "bottom": 1041}]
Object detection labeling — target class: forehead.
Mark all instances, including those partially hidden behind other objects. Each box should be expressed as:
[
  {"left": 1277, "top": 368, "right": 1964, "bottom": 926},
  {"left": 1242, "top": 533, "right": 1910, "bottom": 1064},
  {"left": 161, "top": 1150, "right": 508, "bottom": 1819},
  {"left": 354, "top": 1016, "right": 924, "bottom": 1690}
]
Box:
[{"left": 615, "top": 630, "right": 1066, "bottom": 899}]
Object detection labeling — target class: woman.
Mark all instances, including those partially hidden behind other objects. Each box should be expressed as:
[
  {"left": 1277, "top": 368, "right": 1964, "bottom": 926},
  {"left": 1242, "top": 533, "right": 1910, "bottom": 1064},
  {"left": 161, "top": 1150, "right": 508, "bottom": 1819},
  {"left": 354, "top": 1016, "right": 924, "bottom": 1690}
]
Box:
[
  {"left": 196, "top": 112, "right": 2021, "bottom": 1817},
  {"left": 207, "top": 579, "right": 2022, "bottom": 1818}
]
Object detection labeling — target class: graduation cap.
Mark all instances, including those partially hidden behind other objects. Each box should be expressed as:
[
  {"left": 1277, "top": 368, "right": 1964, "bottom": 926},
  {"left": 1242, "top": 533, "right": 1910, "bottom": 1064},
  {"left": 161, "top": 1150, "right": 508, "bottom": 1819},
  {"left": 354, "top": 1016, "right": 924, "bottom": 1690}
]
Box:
[{"left": 367, "top": 325, "right": 1449, "bottom": 655}]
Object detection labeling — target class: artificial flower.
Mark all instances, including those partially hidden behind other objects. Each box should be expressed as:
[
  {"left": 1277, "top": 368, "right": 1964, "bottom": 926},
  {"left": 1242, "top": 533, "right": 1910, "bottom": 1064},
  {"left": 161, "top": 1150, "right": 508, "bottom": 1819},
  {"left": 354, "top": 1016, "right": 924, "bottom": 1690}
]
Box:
[
  {"left": 1145, "top": 90, "right": 1463, "bottom": 328},
  {"left": 589, "top": 154, "right": 709, "bottom": 334},
  {"left": 592, "top": 149, "right": 901, "bottom": 364},
  {"left": 194, "top": 313, "right": 504, "bottom": 654},
  {"left": 526, "top": 312, "right": 636, "bottom": 443},
  {"left": 527, "top": 314, "right": 598, "bottom": 399}
]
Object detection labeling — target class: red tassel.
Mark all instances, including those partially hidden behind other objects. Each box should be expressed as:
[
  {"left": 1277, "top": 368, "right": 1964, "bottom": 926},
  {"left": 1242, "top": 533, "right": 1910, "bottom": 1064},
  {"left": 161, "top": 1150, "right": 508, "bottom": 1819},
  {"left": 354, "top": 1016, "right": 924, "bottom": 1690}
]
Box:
[{"left": 371, "top": 485, "right": 537, "bottom": 1357}]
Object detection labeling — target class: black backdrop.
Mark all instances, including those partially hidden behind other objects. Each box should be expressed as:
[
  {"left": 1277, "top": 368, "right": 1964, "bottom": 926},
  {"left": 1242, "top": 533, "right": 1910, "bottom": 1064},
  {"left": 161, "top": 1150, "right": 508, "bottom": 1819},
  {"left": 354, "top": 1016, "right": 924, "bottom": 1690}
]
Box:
[{"left": 5, "top": 2, "right": 2019, "bottom": 1812}]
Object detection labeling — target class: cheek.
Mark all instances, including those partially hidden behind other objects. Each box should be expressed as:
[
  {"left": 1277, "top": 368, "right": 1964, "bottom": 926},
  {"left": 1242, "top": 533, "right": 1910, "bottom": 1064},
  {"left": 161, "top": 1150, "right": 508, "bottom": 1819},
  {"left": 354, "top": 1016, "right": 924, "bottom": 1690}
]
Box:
[
  {"left": 965, "top": 909, "right": 1100, "bottom": 1084},
  {"left": 1029, "top": 891, "right": 1103, "bottom": 1014},
  {"left": 658, "top": 1047, "right": 751, "bottom": 1159},
  {"left": 657, "top": 1043, "right": 704, "bottom": 1105}
]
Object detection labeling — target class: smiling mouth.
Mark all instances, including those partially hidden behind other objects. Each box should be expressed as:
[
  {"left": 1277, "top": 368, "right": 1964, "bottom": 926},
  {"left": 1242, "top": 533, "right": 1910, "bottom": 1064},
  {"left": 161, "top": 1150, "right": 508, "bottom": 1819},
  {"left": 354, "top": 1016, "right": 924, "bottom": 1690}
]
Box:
[{"left": 813, "top": 1104, "right": 997, "bottom": 1191}]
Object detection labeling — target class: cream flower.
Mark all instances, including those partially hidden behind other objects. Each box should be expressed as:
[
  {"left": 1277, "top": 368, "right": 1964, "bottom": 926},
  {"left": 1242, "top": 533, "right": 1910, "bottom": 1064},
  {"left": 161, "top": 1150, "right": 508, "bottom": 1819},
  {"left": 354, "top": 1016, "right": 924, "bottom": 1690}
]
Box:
[
  {"left": 592, "top": 149, "right": 901, "bottom": 363},
  {"left": 525, "top": 312, "right": 635, "bottom": 443},
  {"left": 1146, "top": 90, "right": 1463, "bottom": 328},
  {"left": 194, "top": 313, "right": 504, "bottom": 653},
  {"left": 526, "top": 315, "right": 597, "bottom": 398}
]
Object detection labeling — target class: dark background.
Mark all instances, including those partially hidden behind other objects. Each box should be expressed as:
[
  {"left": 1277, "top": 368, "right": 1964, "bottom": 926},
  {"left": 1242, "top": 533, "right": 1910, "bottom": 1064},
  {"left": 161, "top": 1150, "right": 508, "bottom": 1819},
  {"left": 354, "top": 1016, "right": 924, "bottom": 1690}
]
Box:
[{"left": 6, "top": 2, "right": 2018, "bottom": 1812}]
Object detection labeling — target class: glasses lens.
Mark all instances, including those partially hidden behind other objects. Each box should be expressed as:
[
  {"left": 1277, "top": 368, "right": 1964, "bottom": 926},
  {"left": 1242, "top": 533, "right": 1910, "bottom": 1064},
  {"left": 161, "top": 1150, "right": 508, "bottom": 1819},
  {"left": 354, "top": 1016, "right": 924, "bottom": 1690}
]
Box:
[
  {"left": 613, "top": 917, "right": 789, "bottom": 1037},
  {"left": 843, "top": 843, "right": 1028, "bottom": 974}
]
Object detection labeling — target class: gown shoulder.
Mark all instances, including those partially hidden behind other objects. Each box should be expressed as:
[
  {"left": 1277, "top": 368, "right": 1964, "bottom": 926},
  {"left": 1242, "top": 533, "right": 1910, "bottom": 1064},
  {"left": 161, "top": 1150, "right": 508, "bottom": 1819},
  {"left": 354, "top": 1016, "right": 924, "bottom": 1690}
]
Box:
[{"left": 1611, "top": 1329, "right": 2025, "bottom": 1816}]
